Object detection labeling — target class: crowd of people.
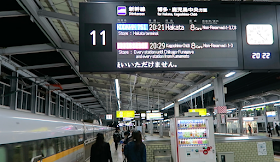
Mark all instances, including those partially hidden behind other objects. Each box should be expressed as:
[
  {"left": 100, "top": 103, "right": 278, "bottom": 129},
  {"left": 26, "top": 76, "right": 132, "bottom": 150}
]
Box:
[{"left": 91, "top": 127, "right": 146, "bottom": 162}]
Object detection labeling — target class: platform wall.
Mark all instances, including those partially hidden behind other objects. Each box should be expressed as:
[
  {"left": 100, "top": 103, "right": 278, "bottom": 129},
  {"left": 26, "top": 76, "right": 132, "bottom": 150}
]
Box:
[{"left": 216, "top": 140, "right": 274, "bottom": 162}]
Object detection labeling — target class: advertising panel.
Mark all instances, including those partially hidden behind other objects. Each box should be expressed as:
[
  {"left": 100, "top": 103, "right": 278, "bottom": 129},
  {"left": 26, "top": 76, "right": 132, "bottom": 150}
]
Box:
[
  {"left": 116, "top": 110, "right": 135, "bottom": 118},
  {"left": 266, "top": 111, "right": 276, "bottom": 117},
  {"left": 106, "top": 114, "right": 112, "bottom": 120}
]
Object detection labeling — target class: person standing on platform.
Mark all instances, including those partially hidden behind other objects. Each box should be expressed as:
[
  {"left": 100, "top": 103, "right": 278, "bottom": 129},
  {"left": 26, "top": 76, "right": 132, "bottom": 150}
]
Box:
[
  {"left": 124, "top": 131, "right": 146, "bottom": 162},
  {"left": 113, "top": 129, "right": 121, "bottom": 151},
  {"left": 248, "top": 124, "right": 252, "bottom": 136},
  {"left": 90, "top": 133, "right": 112, "bottom": 162},
  {"left": 276, "top": 123, "right": 280, "bottom": 136},
  {"left": 267, "top": 123, "right": 272, "bottom": 137}
]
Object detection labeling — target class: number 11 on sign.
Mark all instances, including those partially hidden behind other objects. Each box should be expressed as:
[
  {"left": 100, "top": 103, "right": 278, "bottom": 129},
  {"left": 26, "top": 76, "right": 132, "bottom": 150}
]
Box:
[{"left": 90, "top": 30, "right": 106, "bottom": 46}]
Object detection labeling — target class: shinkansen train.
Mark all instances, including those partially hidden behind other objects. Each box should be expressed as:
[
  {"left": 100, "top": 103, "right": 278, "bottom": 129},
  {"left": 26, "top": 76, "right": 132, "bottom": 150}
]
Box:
[{"left": 0, "top": 108, "right": 113, "bottom": 162}]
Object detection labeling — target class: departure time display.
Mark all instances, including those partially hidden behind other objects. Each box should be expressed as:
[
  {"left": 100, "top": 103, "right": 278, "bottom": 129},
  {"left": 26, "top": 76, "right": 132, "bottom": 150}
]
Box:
[{"left": 79, "top": 2, "right": 280, "bottom": 72}]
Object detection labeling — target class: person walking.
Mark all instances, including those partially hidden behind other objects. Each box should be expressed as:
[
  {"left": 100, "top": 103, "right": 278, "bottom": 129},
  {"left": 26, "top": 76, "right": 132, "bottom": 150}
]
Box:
[
  {"left": 267, "top": 123, "right": 272, "bottom": 137},
  {"left": 276, "top": 123, "right": 280, "bottom": 136},
  {"left": 113, "top": 129, "right": 121, "bottom": 151},
  {"left": 90, "top": 133, "right": 112, "bottom": 162},
  {"left": 124, "top": 131, "right": 146, "bottom": 162}
]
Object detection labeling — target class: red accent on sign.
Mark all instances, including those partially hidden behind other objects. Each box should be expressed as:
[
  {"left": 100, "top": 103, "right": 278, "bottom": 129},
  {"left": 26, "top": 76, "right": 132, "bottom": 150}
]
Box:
[
  {"left": 203, "top": 150, "right": 208, "bottom": 155},
  {"left": 207, "top": 147, "right": 211, "bottom": 151}
]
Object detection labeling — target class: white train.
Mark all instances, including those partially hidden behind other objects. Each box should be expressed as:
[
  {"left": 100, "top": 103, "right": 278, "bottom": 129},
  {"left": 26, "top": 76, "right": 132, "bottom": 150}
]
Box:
[{"left": 0, "top": 108, "right": 113, "bottom": 162}]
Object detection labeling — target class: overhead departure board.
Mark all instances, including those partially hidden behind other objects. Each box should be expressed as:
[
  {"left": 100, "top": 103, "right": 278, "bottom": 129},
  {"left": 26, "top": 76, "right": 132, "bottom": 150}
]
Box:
[{"left": 79, "top": 2, "right": 243, "bottom": 72}]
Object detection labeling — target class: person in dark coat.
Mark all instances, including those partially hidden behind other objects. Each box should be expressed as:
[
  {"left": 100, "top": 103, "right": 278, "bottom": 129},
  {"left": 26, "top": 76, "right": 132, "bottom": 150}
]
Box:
[
  {"left": 267, "top": 123, "right": 272, "bottom": 137},
  {"left": 248, "top": 124, "right": 252, "bottom": 135},
  {"left": 90, "top": 133, "right": 112, "bottom": 162},
  {"left": 124, "top": 131, "right": 146, "bottom": 162},
  {"left": 276, "top": 123, "right": 280, "bottom": 136},
  {"left": 113, "top": 129, "right": 121, "bottom": 150}
]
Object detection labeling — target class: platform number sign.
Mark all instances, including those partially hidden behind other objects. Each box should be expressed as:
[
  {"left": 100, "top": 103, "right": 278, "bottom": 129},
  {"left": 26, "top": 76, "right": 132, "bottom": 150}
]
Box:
[{"left": 85, "top": 23, "right": 112, "bottom": 52}]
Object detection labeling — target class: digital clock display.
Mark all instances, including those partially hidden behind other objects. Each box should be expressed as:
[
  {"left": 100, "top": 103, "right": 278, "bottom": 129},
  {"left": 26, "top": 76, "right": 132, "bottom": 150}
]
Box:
[{"left": 79, "top": 2, "right": 280, "bottom": 72}]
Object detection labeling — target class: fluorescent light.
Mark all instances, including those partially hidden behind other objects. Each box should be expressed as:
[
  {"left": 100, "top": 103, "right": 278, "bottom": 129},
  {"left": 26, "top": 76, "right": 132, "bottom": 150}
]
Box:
[
  {"left": 178, "top": 84, "right": 211, "bottom": 102},
  {"left": 243, "top": 117, "right": 254, "bottom": 121},
  {"left": 161, "top": 103, "right": 174, "bottom": 110},
  {"left": 243, "top": 100, "right": 280, "bottom": 108},
  {"left": 225, "top": 72, "right": 236, "bottom": 78},
  {"left": 227, "top": 108, "right": 237, "bottom": 111},
  {"left": 115, "top": 79, "right": 121, "bottom": 110},
  {"left": 274, "top": 103, "right": 280, "bottom": 106}
]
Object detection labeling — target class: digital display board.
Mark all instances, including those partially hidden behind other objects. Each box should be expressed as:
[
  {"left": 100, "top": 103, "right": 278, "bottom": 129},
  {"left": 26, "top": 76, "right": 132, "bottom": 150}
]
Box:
[
  {"left": 266, "top": 111, "right": 276, "bottom": 117},
  {"left": 106, "top": 114, "right": 112, "bottom": 120},
  {"left": 80, "top": 2, "right": 280, "bottom": 72},
  {"left": 116, "top": 110, "right": 135, "bottom": 118},
  {"left": 80, "top": 2, "right": 243, "bottom": 72},
  {"left": 146, "top": 112, "right": 163, "bottom": 120}
]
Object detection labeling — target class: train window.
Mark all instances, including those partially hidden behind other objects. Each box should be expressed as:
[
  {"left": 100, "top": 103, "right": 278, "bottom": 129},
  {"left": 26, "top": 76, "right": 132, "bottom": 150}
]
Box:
[
  {"left": 13, "top": 144, "right": 24, "bottom": 162},
  {"left": 61, "top": 137, "right": 67, "bottom": 151},
  {"left": 64, "top": 136, "right": 70, "bottom": 150},
  {"left": 47, "top": 138, "right": 56, "bottom": 156},
  {"left": 0, "top": 146, "right": 7, "bottom": 162},
  {"left": 26, "top": 141, "right": 37, "bottom": 162},
  {"left": 68, "top": 136, "right": 74, "bottom": 148},
  {"left": 54, "top": 138, "right": 62, "bottom": 153},
  {"left": 74, "top": 135, "right": 78, "bottom": 146},
  {"left": 39, "top": 140, "right": 47, "bottom": 157}
]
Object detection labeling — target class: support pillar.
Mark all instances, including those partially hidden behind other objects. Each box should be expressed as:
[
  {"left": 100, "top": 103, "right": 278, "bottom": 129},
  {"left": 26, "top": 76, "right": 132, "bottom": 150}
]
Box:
[
  {"left": 264, "top": 106, "right": 268, "bottom": 134},
  {"left": 214, "top": 76, "right": 226, "bottom": 133},
  {"left": 142, "top": 120, "right": 146, "bottom": 139},
  {"left": 45, "top": 88, "right": 51, "bottom": 116},
  {"left": 63, "top": 98, "right": 67, "bottom": 119},
  {"left": 159, "top": 120, "right": 163, "bottom": 138},
  {"left": 30, "top": 82, "right": 37, "bottom": 113},
  {"left": 9, "top": 72, "right": 18, "bottom": 110},
  {"left": 149, "top": 120, "right": 153, "bottom": 136},
  {"left": 174, "top": 101, "right": 179, "bottom": 117},
  {"left": 69, "top": 100, "right": 73, "bottom": 120},
  {"left": 238, "top": 104, "right": 243, "bottom": 135},
  {"left": 55, "top": 94, "right": 60, "bottom": 117}
]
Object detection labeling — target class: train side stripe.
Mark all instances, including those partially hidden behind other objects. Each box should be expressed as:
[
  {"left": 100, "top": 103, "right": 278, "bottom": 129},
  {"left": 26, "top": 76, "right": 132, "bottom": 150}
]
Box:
[{"left": 42, "top": 144, "right": 84, "bottom": 162}]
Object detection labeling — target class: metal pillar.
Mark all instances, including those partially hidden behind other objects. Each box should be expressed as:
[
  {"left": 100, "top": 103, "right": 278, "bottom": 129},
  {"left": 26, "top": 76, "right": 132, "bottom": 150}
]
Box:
[
  {"left": 174, "top": 101, "right": 179, "bottom": 117},
  {"left": 69, "top": 100, "right": 73, "bottom": 120},
  {"left": 214, "top": 76, "right": 226, "bottom": 133},
  {"left": 142, "top": 120, "right": 146, "bottom": 139},
  {"left": 238, "top": 104, "right": 243, "bottom": 135},
  {"left": 63, "top": 98, "right": 67, "bottom": 119},
  {"left": 30, "top": 82, "right": 37, "bottom": 113},
  {"left": 149, "top": 120, "right": 153, "bottom": 136},
  {"left": 45, "top": 88, "right": 50, "bottom": 116},
  {"left": 159, "top": 120, "right": 163, "bottom": 138},
  {"left": 264, "top": 106, "right": 268, "bottom": 134},
  {"left": 9, "top": 72, "right": 18, "bottom": 110},
  {"left": 55, "top": 94, "right": 60, "bottom": 117}
]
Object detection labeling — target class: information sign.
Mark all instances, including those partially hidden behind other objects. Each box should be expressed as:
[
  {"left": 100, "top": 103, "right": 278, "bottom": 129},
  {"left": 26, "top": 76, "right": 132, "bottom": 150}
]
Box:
[
  {"left": 116, "top": 110, "right": 135, "bottom": 118},
  {"left": 188, "top": 108, "right": 207, "bottom": 116},
  {"left": 80, "top": 2, "right": 242, "bottom": 72},
  {"left": 146, "top": 112, "right": 163, "bottom": 120}
]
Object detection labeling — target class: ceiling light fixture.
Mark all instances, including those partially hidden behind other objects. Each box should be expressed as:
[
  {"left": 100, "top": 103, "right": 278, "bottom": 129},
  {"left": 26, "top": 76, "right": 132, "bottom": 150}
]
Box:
[
  {"left": 178, "top": 84, "right": 212, "bottom": 102},
  {"left": 115, "top": 79, "right": 121, "bottom": 110},
  {"left": 161, "top": 103, "right": 174, "bottom": 111},
  {"left": 243, "top": 100, "right": 280, "bottom": 109},
  {"left": 225, "top": 72, "right": 236, "bottom": 78}
]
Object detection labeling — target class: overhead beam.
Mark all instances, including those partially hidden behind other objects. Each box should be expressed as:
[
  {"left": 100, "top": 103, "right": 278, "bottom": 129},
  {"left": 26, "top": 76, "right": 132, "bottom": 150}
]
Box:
[
  {"left": 61, "top": 83, "right": 86, "bottom": 90},
  {"left": 52, "top": 74, "right": 77, "bottom": 80},
  {"left": 0, "top": 10, "right": 28, "bottom": 18},
  {"left": 0, "top": 44, "right": 55, "bottom": 56},
  {"left": 87, "top": 105, "right": 103, "bottom": 108},
  {"left": 74, "top": 97, "right": 97, "bottom": 102},
  {"left": 61, "top": 42, "right": 79, "bottom": 53},
  {"left": 70, "top": 93, "right": 92, "bottom": 98},
  {"left": 138, "top": 73, "right": 194, "bottom": 85},
  {"left": 17, "top": 63, "right": 68, "bottom": 70},
  {"left": 37, "top": 9, "right": 78, "bottom": 22},
  {"left": 62, "top": 88, "right": 89, "bottom": 93}
]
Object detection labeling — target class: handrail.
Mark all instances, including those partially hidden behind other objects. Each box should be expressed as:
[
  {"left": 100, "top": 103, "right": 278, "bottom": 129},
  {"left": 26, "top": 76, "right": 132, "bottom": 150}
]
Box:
[{"left": 30, "top": 155, "right": 43, "bottom": 162}]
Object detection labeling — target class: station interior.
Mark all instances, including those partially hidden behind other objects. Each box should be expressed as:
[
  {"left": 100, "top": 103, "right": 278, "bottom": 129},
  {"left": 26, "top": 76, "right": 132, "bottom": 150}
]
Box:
[{"left": 2, "top": 0, "right": 280, "bottom": 162}]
